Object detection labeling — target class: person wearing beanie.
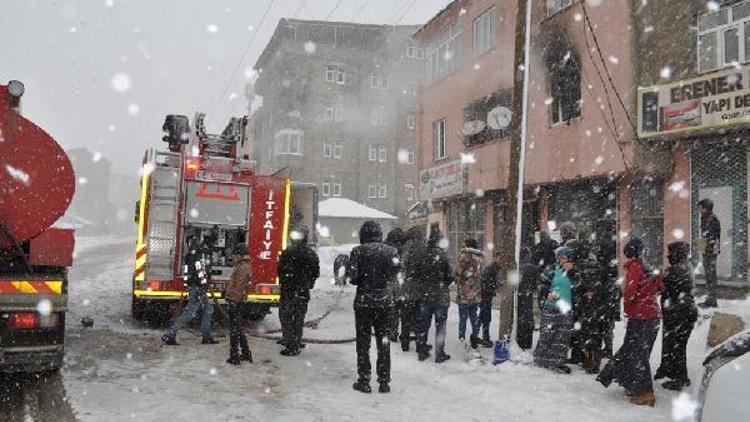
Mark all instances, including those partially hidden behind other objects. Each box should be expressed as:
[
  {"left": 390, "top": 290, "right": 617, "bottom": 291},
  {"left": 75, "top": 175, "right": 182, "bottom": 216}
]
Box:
[
  {"left": 597, "top": 237, "right": 664, "bottom": 407},
  {"left": 655, "top": 241, "right": 698, "bottom": 391},
  {"left": 533, "top": 246, "right": 578, "bottom": 374}
]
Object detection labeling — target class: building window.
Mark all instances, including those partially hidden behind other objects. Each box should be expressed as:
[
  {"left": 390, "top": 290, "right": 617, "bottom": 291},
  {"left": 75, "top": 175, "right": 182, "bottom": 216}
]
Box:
[
  {"left": 423, "top": 23, "right": 463, "bottom": 85},
  {"left": 369, "top": 74, "right": 389, "bottom": 89},
  {"left": 405, "top": 184, "right": 415, "bottom": 201},
  {"left": 406, "top": 112, "right": 416, "bottom": 130},
  {"left": 546, "top": 0, "right": 576, "bottom": 17},
  {"left": 434, "top": 118, "right": 447, "bottom": 160},
  {"left": 368, "top": 184, "right": 377, "bottom": 199},
  {"left": 473, "top": 8, "right": 496, "bottom": 54},
  {"left": 406, "top": 44, "right": 424, "bottom": 59},
  {"left": 697, "top": 2, "right": 750, "bottom": 72},
  {"left": 324, "top": 105, "right": 344, "bottom": 122},
  {"left": 333, "top": 144, "right": 343, "bottom": 159},
  {"left": 321, "top": 182, "right": 331, "bottom": 197},
  {"left": 378, "top": 146, "right": 387, "bottom": 163},
  {"left": 407, "top": 149, "right": 415, "bottom": 164},
  {"left": 274, "top": 130, "right": 303, "bottom": 155},
  {"left": 463, "top": 89, "right": 512, "bottom": 147},
  {"left": 332, "top": 182, "right": 342, "bottom": 197},
  {"left": 378, "top": 184, "right": 387, "bottom": 199},
  {"left": 370, "top": 106, "right": 388, "bottom": 126},
  {"left": 323, "top": 143, "right": 332, "bottom": 158},
  {"left": 325, "top": 64, "right": 345, "bottom": 84},
  {"left": 550, "top": 53, "right": 582, "bottom": 125},
  {"left": 368, "top": 146, "right": 378, "bottom": 162}
]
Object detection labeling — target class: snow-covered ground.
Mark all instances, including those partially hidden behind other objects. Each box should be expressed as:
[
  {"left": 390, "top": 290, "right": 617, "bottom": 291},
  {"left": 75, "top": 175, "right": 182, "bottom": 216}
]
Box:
[{"left": 60, "top": 237, "right": 749, "bottom": 421}]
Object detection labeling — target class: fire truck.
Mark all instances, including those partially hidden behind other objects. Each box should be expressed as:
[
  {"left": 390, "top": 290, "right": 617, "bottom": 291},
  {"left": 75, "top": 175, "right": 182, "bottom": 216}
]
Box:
[
  {"left": 0, "top": 81, "right": 75, "bottom": 372},
  {"left": 131, "top": 113, "right": 317, "bottom": 320}
]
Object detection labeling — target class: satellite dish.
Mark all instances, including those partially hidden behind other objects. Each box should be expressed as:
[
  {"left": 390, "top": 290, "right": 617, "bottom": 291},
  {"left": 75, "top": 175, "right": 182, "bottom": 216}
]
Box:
[
  {"left": 487, "top": 106, "right": 512, "bottom": 130},
  {"left": 462, "top": 119, "right": 486, "bottom": 136}
]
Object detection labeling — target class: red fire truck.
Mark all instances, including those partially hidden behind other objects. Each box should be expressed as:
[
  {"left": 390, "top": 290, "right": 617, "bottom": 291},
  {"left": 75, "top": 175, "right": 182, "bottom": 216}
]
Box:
[
  {"left": 131, "top": 113, "right": 316, "bottom": 320},
  {"left": 0, "top": 80, "right": 75, "bottom": 372}
]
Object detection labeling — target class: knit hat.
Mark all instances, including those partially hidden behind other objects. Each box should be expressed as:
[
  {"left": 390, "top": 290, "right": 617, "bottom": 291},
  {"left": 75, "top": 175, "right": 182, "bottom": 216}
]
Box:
[
  {"left": 624, "top": 237, "right": 644, "bottom": 259},
  {"left": 555, "top": 246, "right": 574, "bottom": 259}
]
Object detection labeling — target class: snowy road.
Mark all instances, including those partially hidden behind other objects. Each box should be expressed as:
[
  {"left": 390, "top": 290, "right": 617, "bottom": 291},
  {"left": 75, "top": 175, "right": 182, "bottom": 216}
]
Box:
[{"left": 2, "top": 236, "right": 746, "bottom": 421}]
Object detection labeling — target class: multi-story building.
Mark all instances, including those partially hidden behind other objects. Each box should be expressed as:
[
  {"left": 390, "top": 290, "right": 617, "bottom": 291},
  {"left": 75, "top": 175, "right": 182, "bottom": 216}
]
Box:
[
  {"left": 251, "top": 19, "right": 422, "bottom": 225},
  {"left": 634, "top": 0, "right": 750, "bottom": 282},
  {"left": 415, "top": 0, "right": 638, "bottom": 262}
]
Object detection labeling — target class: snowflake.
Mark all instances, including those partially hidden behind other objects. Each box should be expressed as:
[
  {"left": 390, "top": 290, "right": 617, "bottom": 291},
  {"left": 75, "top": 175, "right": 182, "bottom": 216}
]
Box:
[
  {"left": 5, "top": 165, "right": 30, "bottom": 186},
  {"left": 111, "top": 73, "right": 132, "bottom": 93},
  {"left": 304, "top": 41, "right": 317, "bottom": 54},
  {"left": 206, "top": 24, "right": 219, "bottom": 33},
  {"left": 660, "top": 67, "right": 672, "bottom": 79},
  {"left": 37, "top": 299, "right": 52, "bottom": 316},
  {"left": 127, "top": 103, "right": 140, "bottom": 116}
]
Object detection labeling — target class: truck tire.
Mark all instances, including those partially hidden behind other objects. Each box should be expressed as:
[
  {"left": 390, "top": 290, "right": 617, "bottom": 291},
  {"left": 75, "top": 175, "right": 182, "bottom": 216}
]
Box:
[{"left": 131, "top": 296, "right": 145, "bottom": 321}]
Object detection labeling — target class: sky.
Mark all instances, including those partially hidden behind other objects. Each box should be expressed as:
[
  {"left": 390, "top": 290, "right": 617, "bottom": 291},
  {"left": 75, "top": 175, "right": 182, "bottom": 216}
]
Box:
[{"left": 2, "top": 0, "right": 452, "bottom": 176}]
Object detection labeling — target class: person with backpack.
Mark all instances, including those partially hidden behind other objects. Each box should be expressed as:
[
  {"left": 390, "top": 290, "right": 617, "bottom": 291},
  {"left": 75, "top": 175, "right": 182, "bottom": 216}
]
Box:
[
  {"left": 454, "top": 238, "right": 484, "bottom": 350},
  {"left": 348, "top": 221, "right": 402, "bottom": 394},
  {"left": 224, "top": 243, "right": 253, "bottom": 365},
  {"left": 654, "top": 241, "right": 698, "bottom": 391},
  {"left": 597, "top": 237, "right": 664, "bottom": 407}
]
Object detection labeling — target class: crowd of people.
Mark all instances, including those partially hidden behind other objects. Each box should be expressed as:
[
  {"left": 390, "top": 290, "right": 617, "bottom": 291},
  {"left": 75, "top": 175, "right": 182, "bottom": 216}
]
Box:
[{"left": 159, "top": 198, "right": 725, "bottom": 405}]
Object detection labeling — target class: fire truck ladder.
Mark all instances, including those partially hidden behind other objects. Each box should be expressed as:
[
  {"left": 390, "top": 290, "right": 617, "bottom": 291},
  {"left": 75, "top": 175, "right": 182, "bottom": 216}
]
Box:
[{"left": 145, "top": 151, "right": 181, "bottom": 281}]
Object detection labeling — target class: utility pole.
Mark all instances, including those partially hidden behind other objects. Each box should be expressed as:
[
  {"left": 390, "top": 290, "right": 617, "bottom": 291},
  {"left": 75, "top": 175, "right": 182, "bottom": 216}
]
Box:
[{"left": 498, "top": 0, "right": 532, "bottom": 343}]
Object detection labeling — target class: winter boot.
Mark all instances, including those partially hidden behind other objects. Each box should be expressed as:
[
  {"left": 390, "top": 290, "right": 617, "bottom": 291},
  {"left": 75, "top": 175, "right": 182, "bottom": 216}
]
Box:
[
  {"left": 378, "top": 382, "right": 390, "bottom": 393},
  {"left": 435, "top": 352, "right": 451, "bottom": 363},
  {"left": 401, "top": 342, "right": 410, "bottom": 352},
  {"left": 469, "top": 336, "right": 480, "bottom": 350},
  {"left": 653, "top": 367, "right": 666, "bottom": 381},
  {"left": 481, "top": 338, "right": 493, "bottom": 348},
  {"left": 202, "top": 337, "right": 219, "bottom": 345},
  {"left": 161, "top": 335, "right": 179, "bottom": 346},
  {"left": 280, "top": 348, "right": 300, "bottom": 356},
  {"left": 241, "top": 352, "right": 253, "bottom": 363},
  {"left": 417, "top": 346, "right": 431, "bottom": 362},
  {"left": 353, "top": 380, "right": 371, "bottom": 394},
  {"left": 698, "top": 299, "right": 718, "bottom": 308},
  {"left": 661, "top": 379, "right": 691, "bottom": 391},
  {"left": 629, "top": 392, "right": 656, "bottom": 407},
  {"left": 226, "top": 357, "right": 241, "bottom": 365},
  {"left": 554, "top": 365, "right": 572, "bottom": 375}
]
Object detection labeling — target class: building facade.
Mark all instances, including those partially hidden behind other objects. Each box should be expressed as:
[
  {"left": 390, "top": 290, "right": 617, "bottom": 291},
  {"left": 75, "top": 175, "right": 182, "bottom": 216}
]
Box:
[
  {"left": 251, "top": 19, "right": 422, "bottom": 222},
  {"left": 415, "top": 0, "right": 638, "bottom": 262}
]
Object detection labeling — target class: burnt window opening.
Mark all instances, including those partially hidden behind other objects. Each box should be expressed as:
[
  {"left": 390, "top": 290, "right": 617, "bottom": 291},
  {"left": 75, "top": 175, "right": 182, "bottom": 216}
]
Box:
[
  {"left": 463, "top": 90, "right": 512, "bottom": 148},
  {"left": 549, "top": 53, "right": 582, "bottom": 125}
]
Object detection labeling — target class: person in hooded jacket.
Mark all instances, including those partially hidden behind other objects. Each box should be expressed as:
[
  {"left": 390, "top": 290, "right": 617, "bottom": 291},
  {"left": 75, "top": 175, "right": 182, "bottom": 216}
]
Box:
[
  {"left": 385, "top": 227, "right": 406, "bottom": 343},
  {"left": 517, "top": 246, "right": 540, "bottom": 351},
  {"left": 597, "top": 237, "right": 664, "bottom": 407},
  {"left": 454, "top": 238, "right": 484, "bottom": 349},
  {"left": 568, "top": 238, "right": 604, "bottom": 373},
  {"left": 224, "top": 243, "right": 253, "bottom": 365},
  {"left": 347, "top": 220, "right": 402, "bottom": 394},
  {"left": 534, "top": 246, "right": 578, "bottom": 374},
  {"left": 591, "top": 219, "right": 620, "bottom": 358},
  {"left": 400, "top": 225, "right": 425, "bottom": 352},
  {"left": 698, "top": 198, "right": 721, "bottom": 308},
  {"left": 413, "top": 227, "right": 454, "bottom": 363},
  {"left": 278, "top": 225, "right": 320, "bottom": 357},
  {"left": 654, "top": 241, "right": 698, "bottom": 391},
  {"left": 534, "top": 231, "right": 559, "bottom": 269}
]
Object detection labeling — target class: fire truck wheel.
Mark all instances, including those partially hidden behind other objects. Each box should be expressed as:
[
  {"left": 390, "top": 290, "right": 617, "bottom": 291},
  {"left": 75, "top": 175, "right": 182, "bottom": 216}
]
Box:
[{"left": 131, "top": 296, "right": 146, "bottom": 321}]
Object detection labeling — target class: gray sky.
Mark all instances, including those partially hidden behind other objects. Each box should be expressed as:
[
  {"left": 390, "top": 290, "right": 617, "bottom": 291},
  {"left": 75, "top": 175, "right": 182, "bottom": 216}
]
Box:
[{"left": 2, "top": 0, "right": 451, "bottom": 176}]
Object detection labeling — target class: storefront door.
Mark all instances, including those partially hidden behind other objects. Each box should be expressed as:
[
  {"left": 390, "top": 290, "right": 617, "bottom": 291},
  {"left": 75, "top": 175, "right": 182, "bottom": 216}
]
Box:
[{"left": 698, "top": 186, "right": 734, "bottom": 279}]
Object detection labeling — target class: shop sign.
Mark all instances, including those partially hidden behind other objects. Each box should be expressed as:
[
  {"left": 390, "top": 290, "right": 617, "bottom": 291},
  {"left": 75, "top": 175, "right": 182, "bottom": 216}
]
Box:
[
  {"left": 638, "top": 64, "right": 750, "bottom": 137},
  {"left": 419, "top": 160, "right": 465, "bottom": 200}
]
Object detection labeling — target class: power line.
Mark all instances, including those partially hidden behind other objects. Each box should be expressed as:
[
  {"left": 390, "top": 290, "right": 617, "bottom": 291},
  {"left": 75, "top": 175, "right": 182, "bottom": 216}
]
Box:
[
  {"left": 581, "top": 2, "right": 638, "bottom": 135},
  {"left": 208, "top": 0, "right": 275, "bottom": 126},
  {"left": 324, "top": 0, "right": 346, "bottom": 21},
  {"left": 393, "top": 0, "right": 419, "bottom": 26},
  {"left": 292, "top": 0, "right": 308, "bottom": 18}
]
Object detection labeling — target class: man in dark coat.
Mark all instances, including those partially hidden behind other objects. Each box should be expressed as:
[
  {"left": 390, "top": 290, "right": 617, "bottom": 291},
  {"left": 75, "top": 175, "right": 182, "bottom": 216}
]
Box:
[
  {"left": 478, "top": 252, "right": 500, "bottom": 347},
  {"left": 278, "top": 225, "right": 320, "bottom": 356},
  {"left": 347, "top": 220, "right": 401, "bottom": 394},
  {"left": 385, "top": 227, "right": 406, "bottom": 343},
  {"left": 517, "top": 247, "right": 540, "bottom": 350},
  {"left": 400, "top": 225, "right": 425, "bottom": 352},
  {"left": 591, "top": 219, "right": 620, "bottom": 357},
  {"left": 412, "top": 227, "right": 454, "bottom": 363},
  {"left": 224, "top": 243, "right": 253, "bottom": 365},
  {"left": 698, "top": 198, "right": 721, "bottom": 308},
  {"left": 162, "top": 234, "right": 218, "bottom": 345},
  {"left": 534, "top": 231, "right": 558, "bottom": 269},
  {"left": 568, "top": 238, "right": 604, "bottom": 373}
]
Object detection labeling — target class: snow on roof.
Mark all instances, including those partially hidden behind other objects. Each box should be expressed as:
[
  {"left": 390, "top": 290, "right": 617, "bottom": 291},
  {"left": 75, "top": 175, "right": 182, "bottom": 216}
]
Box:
[{"left": 318, "top": 198, "right": 397, "bottom": 220}]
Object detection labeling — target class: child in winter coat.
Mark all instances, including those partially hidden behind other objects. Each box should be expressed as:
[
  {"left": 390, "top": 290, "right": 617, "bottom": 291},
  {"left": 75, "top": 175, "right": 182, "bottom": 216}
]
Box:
[
  {"left": 455, "top": 239, "right": 484, "bottom": 349},
  {"left": 655, "top": 241, "right": 698, "bottom": 391}
]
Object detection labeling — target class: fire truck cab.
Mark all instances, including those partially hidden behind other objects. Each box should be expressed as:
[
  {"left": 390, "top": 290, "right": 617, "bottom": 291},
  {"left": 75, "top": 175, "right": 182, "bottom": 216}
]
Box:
[{"left": 131, "top": 113, "right": 317, "bottom": 320}]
